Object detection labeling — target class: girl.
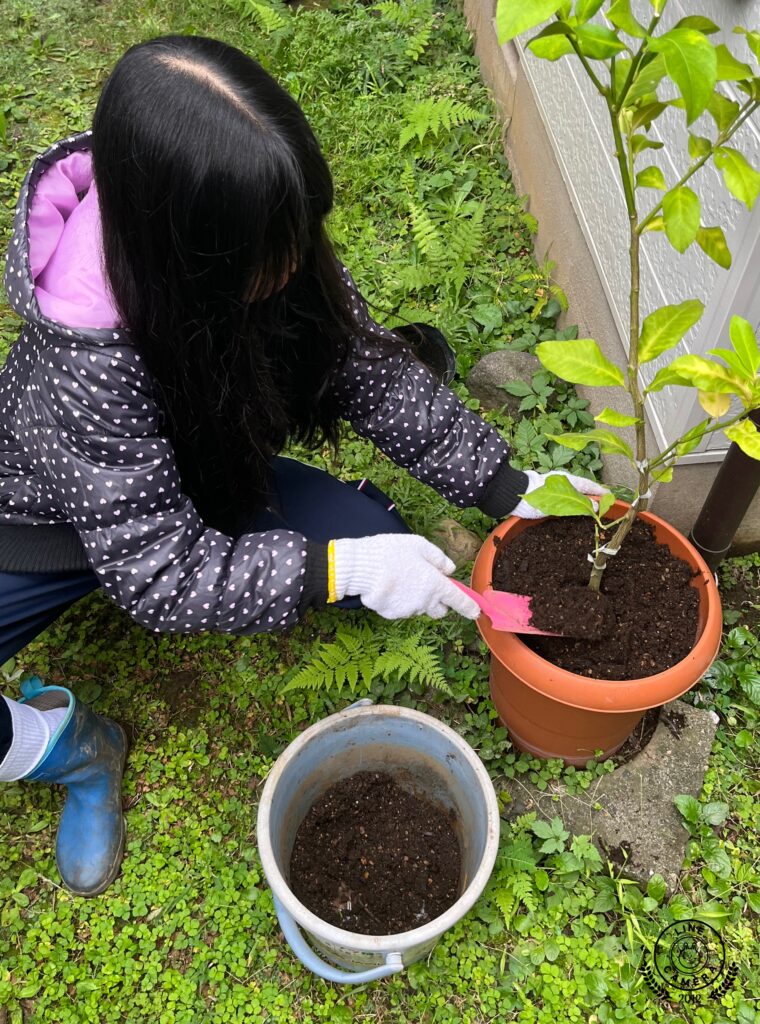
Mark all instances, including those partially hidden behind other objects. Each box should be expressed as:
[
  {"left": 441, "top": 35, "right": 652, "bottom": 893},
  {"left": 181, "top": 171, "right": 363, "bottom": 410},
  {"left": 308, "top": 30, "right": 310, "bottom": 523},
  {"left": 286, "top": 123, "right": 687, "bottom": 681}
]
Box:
[{"left": 0, "top": 36, "right": 600, "bottom": 895}]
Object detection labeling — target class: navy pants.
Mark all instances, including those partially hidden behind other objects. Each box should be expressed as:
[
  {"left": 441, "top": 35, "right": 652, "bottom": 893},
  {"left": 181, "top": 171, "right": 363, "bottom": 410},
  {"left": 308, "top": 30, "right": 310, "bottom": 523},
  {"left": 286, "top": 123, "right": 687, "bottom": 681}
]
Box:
[{"left": 0, "top": 457, "right": 408, "bottom": 763}]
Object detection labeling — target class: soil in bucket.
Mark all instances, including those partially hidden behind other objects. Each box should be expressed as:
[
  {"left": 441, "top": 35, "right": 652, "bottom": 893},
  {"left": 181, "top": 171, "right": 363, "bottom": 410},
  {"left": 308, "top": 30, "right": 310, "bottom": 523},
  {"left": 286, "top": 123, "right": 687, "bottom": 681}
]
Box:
[
  {"left": 289, "top": 771, "right": 461, "bottom": 935},
  {"left": 492, "top": 517, "right": 700, "bottom": 680}
]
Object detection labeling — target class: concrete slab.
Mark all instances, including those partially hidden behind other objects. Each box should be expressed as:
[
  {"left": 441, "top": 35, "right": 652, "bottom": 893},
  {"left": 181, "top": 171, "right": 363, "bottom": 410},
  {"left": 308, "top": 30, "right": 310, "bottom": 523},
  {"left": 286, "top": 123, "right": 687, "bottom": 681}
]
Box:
[{"left": 500, "top": 700, "right": 719, "bottom": 891}]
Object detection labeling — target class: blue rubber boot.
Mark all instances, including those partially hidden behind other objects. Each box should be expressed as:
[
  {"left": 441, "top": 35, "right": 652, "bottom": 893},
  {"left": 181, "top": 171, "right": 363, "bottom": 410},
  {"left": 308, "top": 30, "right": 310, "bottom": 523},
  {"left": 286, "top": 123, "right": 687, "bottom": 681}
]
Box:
[{"left": 19, "top": 676, "right": 128, "bottom": 897}]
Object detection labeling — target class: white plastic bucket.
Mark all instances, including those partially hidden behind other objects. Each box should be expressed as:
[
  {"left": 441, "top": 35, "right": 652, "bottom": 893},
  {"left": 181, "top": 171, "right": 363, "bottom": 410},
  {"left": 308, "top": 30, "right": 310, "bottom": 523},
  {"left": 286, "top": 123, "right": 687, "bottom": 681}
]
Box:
[{"left": 257, "top": 700, "right": 500, "bottom": 984}]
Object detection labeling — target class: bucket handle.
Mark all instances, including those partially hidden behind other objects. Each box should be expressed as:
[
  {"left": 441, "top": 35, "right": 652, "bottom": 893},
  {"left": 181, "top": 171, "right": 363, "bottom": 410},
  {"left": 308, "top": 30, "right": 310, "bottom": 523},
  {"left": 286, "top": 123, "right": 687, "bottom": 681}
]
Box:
[{"left": 273, "top": 896, "right": 404, "bottom": 985}]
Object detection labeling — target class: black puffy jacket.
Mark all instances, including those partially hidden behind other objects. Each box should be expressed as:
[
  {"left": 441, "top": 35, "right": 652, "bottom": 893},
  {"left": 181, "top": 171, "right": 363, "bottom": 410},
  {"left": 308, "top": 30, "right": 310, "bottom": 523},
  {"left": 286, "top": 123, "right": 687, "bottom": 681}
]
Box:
[{"left": 0, "top": 132, "right": 526, "bottom": 634}]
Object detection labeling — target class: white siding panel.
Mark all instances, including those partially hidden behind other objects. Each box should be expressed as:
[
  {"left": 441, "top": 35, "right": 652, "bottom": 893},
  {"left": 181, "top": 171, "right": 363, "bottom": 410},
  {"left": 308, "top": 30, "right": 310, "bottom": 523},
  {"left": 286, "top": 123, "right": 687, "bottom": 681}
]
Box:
[{"left": 517, "top": 0, "right": 760, "bottom": 454}]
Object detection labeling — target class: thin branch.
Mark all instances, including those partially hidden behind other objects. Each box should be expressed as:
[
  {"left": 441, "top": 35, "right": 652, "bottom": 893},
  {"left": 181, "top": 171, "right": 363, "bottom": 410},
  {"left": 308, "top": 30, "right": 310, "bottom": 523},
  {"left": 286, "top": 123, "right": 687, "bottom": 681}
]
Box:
[
  {"left": 637, "top": 101, "right": 759, "bottom": 233},
  {"left": 648, "top": 409, "right": 751, "bottom": 470},
  {"left": 613, "top": 13, "right": 661, "bottom": 112},
  {"left": 566, "top": 34, "right": 609, "bottom": 96}
]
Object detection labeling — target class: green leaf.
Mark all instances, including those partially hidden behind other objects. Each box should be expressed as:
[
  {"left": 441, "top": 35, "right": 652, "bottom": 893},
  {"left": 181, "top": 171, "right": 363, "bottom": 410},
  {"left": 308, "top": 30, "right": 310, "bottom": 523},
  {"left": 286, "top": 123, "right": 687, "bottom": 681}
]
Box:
[
  {"left": 625, "top": 54, "right": 667, "bottom": 105},
  {"left": 738, "top": 77, "right": 760, "bottom": 103},
  {"left": 607, "top": 0, "right": 646, "bottom": 39},
  {"left": 534, "top": 868, "right": 550, "bottom": 890},
  {"left": 636, "top": 165, "right": 666, "bottom": 190},
  {"left": 701, "top": 801, "right": 729, "bottom": 826},
  {"left": 502, "top": 837, "right": 540, "bottom": 869},
  {"left": 662, "top": 186, "right": 700, "bottom": 252},
  {"left": 714, "top": 146, "right": 760, "bottom": 211},
  {"left": 674, "top": 15, "right": 719, "bottom": 34},
  {"left": 707, "top": 348, "right": 754, "bottom": 382},
  {"left": 631, "top": 135, "right": 664, "bottom": 157},
  {"left": 714, "top": 43, "right": 753, "bottom": 81},
  {"left": 747, "top": 891, "right": 760, "bottom": 914},
  {"left": 668, "top": 893, "right": 694, "bottom": 920},
  {"left": 595, "top": 407, "right": 641, "bottom": 426},
  {"left": 734, "top": 26, "right": 760, "bottom": 63},
  {"left": 548, "top": 429, "right": 633, "bottom": 458},
  {"left": 688, "top": 134, "right": 712, "bottom": 160},
  {"left": 735, "top": 728, "right": 753, "bottom": 748},
  {"left": 638, "top": 299, "right": 704, "bottom": 363},
  {"left": 597, "top": 492, "right": 616, "bottom": 517},
  {"left": 647, "top": 874, "right": 667, "bottom": 902},
  {"left": 698, "top": 391, "right": 731, "bottom": 417},
  {"left": 496, "top": 0, "right": 562, "bottom": 43},
  {"left": 642, "top": 214, "right": 665, "bottom": 232},
  {"left": 708, "top": 92, "right": 740, "bottom": 132},
  {"left": 676, "top": 420, "right": 709, "bottom": 456},
  {"left": 532, "top": 819, "right": 556, "bottom": 839},
  {"left": 629, "top": 101, "right": 669, "bottom": 131},
  {"left": 584, "top": 969, "right": 609, "bottom": 1003},
  {"left": 528, "top": 23, "right": 574, "bottom": 60},
  {"left": 546, "top": 431, "right": 598, "bottom": 451},
  {"left": 575, "top": 24, "right": 626, "bottom": 60},
  {"left": 696, "top": 225, "right": 732, "bottom": 269},
  {"left": 536, "top": 339, "right": 625, "bottom": 387},
  {"left": 645, "top": 364, "right": 691, "bottom": 393},
  {"left": 694, "top": 900, "right": 731, "bottom": 928},
  {"left": 652, "top": 465, "right": 673, "bottom": 482},
  {"left": 574, "top": 0, "right": 604, "bottom": 21},
  {"left": 649, "top": 28, "right": 718, "bottom": 124},
  {"left": 725, "top": 419, "right": 760, "bottom": 459},
  {"left": 522, "top": 473, "right": 595, "bottom": 517},
  {"left": 729, "top": 315, "right": 760, "bottom": 378},
  {"left": 668, "top": 354, "right": 753, "bottom": 398},
  {"left": 675, "top": 793, "right": 700, "bottom": 824}
]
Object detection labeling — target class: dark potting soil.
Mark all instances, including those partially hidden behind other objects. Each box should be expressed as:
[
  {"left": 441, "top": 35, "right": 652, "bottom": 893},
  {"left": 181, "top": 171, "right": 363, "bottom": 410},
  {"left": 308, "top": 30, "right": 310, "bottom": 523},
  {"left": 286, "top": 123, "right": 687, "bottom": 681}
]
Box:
[
  {"left": 492, "top": 517, "right": 700, "bottom": 680},
  {"left": 289, "top": 771, "right": 461, "bottom": 935}
]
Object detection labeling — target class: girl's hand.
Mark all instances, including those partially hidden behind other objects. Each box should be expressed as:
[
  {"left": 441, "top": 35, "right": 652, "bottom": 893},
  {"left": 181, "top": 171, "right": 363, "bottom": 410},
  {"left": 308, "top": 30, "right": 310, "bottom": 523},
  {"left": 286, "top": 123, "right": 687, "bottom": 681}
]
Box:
[
  {"left": 511, "top": 470, "right": 609, "bottom": 519},
  {"left": 331, "top": 535, "right": 480, "bottom": 620}
]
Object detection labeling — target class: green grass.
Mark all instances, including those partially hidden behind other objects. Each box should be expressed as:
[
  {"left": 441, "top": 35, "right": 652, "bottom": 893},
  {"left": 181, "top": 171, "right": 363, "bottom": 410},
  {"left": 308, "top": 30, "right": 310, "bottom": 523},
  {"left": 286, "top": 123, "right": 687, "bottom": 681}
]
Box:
[{"left": 1, "top": 1, "right": 759, "bottom": 1022}]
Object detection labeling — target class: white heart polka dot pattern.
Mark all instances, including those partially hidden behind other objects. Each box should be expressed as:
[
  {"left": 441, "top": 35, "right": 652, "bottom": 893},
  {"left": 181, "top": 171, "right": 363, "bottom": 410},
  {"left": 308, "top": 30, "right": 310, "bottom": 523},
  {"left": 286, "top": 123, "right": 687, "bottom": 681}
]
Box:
[
  {"left": 333, "top": 267, "right": 514, "bottom": 508},
  {"left": 1, "top": 132, "right": 523, "bottom": 637}
]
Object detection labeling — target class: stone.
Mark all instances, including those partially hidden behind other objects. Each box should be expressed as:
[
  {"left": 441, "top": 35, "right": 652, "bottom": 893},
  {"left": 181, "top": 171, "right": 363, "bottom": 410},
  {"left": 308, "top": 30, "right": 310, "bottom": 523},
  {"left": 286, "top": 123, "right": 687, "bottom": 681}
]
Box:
[
  {"left": 466, "top": 349, "right": 542, "bottom": 413},
  {"left": 500, "top": 700, "right": 719, "bottom": 892},
  {"left": 432, "top": 518, "right": 482, "bottom": 569}
]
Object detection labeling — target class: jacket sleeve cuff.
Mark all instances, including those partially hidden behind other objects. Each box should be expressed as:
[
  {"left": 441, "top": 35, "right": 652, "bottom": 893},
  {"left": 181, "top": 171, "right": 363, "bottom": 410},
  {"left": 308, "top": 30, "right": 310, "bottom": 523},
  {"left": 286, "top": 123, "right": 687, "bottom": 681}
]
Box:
[
  {"left": 297, "top": 542, "right": 329, "bottom": 613},
  {"left": 477, "top": 461, "right": 529, "bottom": 519}
]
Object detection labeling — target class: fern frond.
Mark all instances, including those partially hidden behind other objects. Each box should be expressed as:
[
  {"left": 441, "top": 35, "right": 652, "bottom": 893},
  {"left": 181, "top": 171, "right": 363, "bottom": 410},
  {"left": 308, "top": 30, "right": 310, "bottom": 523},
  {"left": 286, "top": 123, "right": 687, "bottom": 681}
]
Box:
[
  {"left": 399, "top": 98, "right": 482, "bottom": 150},
  {"left": 512, "top": 872, "right": 538, "bottom": 915},
  {"left": 227, "top": 0, "right": 289, "bottom": 34},
  {"left": 373, "top": 636, "right": 451, "bottom": 694},
  {"left": 281, "top": 624, "right": 379, "bottom": 695},
  {"left": 406, "top": 24, "right": 432, "bottom": 61},
  {"left": 494, "top": 888, "right": 516, "bottom": 927},
  {"left": 409, "top": 202, "right": 443, "bottom": 260}
]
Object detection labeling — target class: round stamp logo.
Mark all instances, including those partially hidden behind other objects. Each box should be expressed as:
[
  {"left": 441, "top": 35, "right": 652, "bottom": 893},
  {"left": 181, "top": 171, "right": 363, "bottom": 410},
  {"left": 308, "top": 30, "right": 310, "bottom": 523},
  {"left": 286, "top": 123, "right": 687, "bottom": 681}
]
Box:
[
  {"left": 643, "top": 920, "right": 739, "bottom": 1002},
  {"left": 654, "top": 921, "right": 725, "bottom": 991}
]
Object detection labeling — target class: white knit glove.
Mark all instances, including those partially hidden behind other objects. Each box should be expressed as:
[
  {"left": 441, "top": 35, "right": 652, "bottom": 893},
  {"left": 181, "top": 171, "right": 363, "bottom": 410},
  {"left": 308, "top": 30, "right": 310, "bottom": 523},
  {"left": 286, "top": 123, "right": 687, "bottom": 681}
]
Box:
[
  {"left": 331, "top": 535, "right": 480, "bottom": 620},
  {"left": 511, "top": 470, "right": 608, "bottom": 519}
]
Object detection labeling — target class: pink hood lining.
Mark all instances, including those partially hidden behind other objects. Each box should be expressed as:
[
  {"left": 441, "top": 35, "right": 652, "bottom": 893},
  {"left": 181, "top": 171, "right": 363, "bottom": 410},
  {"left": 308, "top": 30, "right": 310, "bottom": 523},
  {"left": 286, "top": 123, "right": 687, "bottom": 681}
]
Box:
[{"left": 27, "top": 150, "right": 121, "bottom": 329}]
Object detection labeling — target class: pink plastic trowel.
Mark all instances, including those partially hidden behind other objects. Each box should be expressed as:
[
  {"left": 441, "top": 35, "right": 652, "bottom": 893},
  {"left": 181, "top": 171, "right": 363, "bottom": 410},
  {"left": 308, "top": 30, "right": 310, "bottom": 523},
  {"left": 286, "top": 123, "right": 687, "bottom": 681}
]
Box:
[{"left": 452, "top": 580, "right": 559, "bottom": 636}]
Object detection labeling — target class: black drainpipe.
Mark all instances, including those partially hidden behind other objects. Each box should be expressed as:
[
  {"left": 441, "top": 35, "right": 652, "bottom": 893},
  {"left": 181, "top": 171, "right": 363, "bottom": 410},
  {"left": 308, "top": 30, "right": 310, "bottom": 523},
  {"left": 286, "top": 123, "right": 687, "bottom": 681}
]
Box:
[{"left": 688, "top": 407, "right": 760, "bottom": 571}]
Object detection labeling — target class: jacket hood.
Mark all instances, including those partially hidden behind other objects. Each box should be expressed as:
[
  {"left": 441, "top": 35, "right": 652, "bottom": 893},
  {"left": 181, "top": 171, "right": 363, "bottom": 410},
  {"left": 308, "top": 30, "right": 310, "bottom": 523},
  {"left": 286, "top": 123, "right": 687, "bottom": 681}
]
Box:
[{"left": 4, "top": 131, "right": 122, "bottom": 345}]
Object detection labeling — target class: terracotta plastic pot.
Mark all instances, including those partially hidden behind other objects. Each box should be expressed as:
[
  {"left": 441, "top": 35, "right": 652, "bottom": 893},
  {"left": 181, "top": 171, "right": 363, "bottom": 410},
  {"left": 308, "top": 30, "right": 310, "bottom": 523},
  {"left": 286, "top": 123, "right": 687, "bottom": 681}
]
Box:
[{"left": 471, "top": 501, "right": 722, "bottom": 766}]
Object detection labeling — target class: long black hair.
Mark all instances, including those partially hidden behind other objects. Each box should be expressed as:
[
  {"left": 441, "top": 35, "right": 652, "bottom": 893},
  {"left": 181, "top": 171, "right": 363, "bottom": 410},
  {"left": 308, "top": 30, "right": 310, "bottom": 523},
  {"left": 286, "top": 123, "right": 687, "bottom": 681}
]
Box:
[{"left": 92, "top": 35, "right": 369, "bottom": 533}]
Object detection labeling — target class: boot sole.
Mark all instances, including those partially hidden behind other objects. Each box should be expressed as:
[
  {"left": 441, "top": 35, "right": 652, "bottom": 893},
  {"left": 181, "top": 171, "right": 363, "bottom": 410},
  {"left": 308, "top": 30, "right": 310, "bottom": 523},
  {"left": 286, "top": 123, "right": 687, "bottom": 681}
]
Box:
[{"left": 59, "top": 723, "right": 129, "bottom": 898}]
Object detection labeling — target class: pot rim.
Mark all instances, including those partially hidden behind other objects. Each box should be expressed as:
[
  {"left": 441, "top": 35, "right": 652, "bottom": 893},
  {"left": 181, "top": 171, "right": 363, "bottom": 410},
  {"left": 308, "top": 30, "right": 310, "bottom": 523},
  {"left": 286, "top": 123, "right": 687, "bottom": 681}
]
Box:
[
  {"left": 256, "top": 703, "right": 501, "bottom": 954},
  {"left": 472, "top": 502, "right": 723, "bottom": 714}
]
